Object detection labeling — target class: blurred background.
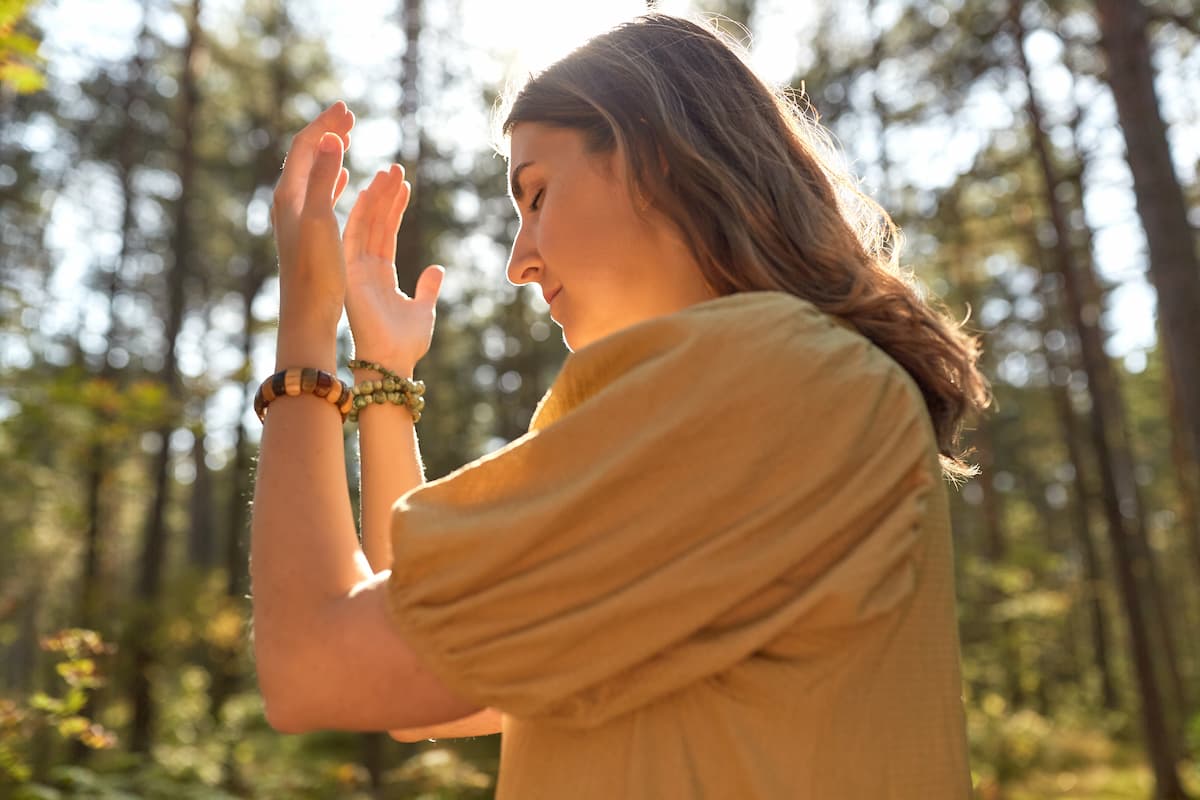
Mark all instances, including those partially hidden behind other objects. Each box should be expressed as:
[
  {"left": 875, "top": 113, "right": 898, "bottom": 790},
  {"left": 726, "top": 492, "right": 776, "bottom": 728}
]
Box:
[{"left": 1, "top": 0, "right": 1199, "bottom": 796}]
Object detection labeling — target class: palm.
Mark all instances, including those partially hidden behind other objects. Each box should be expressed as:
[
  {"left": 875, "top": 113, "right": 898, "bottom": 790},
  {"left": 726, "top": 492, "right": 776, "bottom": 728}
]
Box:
[{"left": 343, "top": 166, "right": 444, "bottom": 370}]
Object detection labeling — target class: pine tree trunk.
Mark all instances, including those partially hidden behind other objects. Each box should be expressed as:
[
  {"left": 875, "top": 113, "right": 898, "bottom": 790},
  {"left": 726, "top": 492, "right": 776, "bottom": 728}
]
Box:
[
  {"left": 1095, "top": 0, "right": 1200, "bottom": 472},
  {"left": 1036, "top": 269, "right": 1121, "bottom": 711},
  {"left": 129, "top": 0, "right": 203, "bottom": 754},
  {"left": 1011, "top": 3, "right": 1189, "bottom": 795},
  {"left": 209, "top": 3, "right": 295, "bottom": 726},
  {"left": 393, "top": 0, "right": 426, "bottom": 296},
  {"left": 187, "top": 425, "right": 215, "bottom": 568},
  {"left": 1059, "top": 40, "right": 1196, "bottom": 724}
]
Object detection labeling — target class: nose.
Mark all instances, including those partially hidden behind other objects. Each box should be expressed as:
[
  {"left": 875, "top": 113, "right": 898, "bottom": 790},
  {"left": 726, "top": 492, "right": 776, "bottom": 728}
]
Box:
[{"left": 505, "top": 221, "right": 542, "bottom": 287}]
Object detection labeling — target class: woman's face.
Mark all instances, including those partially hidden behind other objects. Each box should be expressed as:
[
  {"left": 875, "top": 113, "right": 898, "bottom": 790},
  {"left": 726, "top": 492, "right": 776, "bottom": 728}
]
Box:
[{"left": 505, "top": 122, "right": 713, "bottom": 352}]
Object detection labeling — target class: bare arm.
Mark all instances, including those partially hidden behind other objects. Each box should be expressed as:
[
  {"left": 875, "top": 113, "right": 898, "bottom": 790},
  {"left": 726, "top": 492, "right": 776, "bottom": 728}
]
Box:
[
  {"left": 251, "top": 103, "right": 476, "bottom": 733},
  {"left": 342, "top": 164, "right": 443, "bottom": 571},
  {"left": 355, "top": 361, "right": 422, "bottom": 570}
]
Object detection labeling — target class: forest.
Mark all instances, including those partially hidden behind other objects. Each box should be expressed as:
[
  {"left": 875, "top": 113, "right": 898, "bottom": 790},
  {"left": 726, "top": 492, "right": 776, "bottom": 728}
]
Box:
[{"left": 1, "top": 0, "right": 1199, "bottom": 796}]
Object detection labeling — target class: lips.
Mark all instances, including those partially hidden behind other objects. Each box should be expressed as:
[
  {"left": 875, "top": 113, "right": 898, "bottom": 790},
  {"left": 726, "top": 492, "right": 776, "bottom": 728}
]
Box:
[{"left": 543, "top": 287, "right": 561, "bottom": 305}]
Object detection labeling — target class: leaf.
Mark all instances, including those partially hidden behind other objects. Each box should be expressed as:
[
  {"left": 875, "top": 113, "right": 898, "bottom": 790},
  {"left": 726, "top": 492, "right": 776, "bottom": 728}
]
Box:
[
  {"left": 0, "top": 29, "right": 41, "bottom": 56},
  {"left": 27, "top": 692, "right": 62, "bottom": 714},
  {"left": 56, "top": 716, "right": 89, "bottom": 738},
  {"left": 0, "top": 61, "right": 43, "bottom": 94},
  {"left": 0, "top": 0, "right": 32, "bottom": 29}
]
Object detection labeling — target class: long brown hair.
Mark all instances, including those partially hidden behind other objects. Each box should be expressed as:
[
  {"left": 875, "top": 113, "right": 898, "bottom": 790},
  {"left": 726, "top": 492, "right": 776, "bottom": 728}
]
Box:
[{"left": 497, "top": 13, "right": 990, "bottom": 479}]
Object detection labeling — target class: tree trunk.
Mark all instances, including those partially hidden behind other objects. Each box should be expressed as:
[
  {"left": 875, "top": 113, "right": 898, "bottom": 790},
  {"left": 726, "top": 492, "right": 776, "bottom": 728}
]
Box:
[
  {"left": 129, "top": 0, "right": 202, "bottom": 754},
  {"left": 187, "top": 425, "right": 215, "bottom": 568},
  {"left": 393, "top": 0, "right": 426, "bottom": 296},
  {"left": 1095, "top": 0, "right": 1200, "bottom": 471},
  {"left": 1059, "top": 30, "right": 1194, "bottom": 731},
  {"left": 209, "top": 2, "right": 294, "bottom": 727},
  {"left": 1162, "top": 359, "right": 1200, "bottom": 593},
  {"left": 1035, "top": 268, "right": 1120, "bottom": 712},
  {"left": 1011, "top": 3, "right": 1189, "bottom": 795}
]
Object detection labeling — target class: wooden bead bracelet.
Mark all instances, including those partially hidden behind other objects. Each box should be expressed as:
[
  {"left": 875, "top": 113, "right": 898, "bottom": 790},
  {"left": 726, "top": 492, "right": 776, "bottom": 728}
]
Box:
[{"left": 253, "top": 368, "right": 354, "bottom": 423}]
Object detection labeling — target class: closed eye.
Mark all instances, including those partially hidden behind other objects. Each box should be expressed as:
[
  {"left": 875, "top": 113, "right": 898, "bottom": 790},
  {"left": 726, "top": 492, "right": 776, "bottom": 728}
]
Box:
[{"left": 530, "top": 189, "right": 544, "bottom": 212}]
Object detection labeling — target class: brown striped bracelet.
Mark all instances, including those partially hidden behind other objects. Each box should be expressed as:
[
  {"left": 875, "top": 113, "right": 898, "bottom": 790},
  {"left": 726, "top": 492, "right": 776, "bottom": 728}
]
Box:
[{"left": 253, "top": 368, "right": 354, "bottom": 423}]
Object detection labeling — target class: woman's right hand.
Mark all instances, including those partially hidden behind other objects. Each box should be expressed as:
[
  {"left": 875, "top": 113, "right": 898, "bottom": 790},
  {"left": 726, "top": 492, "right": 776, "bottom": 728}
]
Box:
[{"left": 343, "top": 164, "right": 445, "bottom": 373}]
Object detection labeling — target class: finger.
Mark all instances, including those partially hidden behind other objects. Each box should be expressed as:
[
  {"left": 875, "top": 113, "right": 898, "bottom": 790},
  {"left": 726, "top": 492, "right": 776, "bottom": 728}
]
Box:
[
  {"left": 369, "top": 167, "right": 404, "bottom": 256},
  {"left": 345, "top": 172, "right": 387, "bottom": 263},
  {"left": 414, "top": 264, "right": 445, "bottom": 307},
  {"left": 301, "top": 133, "right": 346, "bottom": 218},
  {"left": 346, "top": 171, "right": 389, "bottom": 263},
  {"left": 332, "top": 167, "right": 350, "bottom": 206},
  {"left": 382, "top": 176, "right": 412, "bottom": 255},
  {"left": 276, "top": 101, "right": 355, "bottom": 204},
  {"left": 344, "top": 184, "right": 369, "bottom": 264}
]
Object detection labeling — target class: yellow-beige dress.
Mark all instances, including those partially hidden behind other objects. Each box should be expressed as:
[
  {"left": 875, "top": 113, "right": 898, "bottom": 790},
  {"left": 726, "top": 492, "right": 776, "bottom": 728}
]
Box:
[{"left": 386, "top": 290, "right": 973, "bottom": 798}]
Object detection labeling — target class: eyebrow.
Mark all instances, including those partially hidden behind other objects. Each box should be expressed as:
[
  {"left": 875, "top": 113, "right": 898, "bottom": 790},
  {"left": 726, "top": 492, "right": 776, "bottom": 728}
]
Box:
[{"left": 509, "top": 161, "right": 534, "bottom": 203}]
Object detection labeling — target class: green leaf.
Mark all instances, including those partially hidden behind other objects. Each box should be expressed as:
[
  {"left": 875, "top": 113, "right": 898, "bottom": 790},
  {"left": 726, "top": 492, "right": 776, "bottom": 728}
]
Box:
[
  {"left": 0, "top": 62, "right": 45, "bottom": 94},
  {"left": 27, "top": 692, "right": 61, "bottom": 714},
  {"left": 0, "top": 30, "right": 42, "bottom": 56},
  {"left": 56, "top": 716, "right": 89, "bottom": 738},
  {"left": 0, "top": 0, "right": 33, "bottom": 30}
]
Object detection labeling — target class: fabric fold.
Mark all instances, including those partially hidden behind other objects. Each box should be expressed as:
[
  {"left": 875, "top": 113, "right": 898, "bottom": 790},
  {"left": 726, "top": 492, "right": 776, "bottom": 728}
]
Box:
[{"left": 385, "top": 290, "right": 936, "bottom": 730}]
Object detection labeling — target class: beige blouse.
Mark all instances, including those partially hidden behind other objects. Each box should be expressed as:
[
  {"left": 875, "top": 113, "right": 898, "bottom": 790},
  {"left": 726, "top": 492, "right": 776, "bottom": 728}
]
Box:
[{"left": 386, "top": 291, "right": 973, "bottom": 798}]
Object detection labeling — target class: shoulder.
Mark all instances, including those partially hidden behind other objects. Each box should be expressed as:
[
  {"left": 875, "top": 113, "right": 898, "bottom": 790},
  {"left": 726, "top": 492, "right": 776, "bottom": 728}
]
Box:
[
  {"left": 686, "top": 292, "right": 921, "bottom": 398},
  {"left": 535, "top": 290, "right": 928, "bottom": 437}
]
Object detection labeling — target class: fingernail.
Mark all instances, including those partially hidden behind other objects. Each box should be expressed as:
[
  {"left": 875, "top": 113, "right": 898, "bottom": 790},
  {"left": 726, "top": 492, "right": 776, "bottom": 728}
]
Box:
[{"left": 319, "top": 133, "right": 339, "bottom": 153}]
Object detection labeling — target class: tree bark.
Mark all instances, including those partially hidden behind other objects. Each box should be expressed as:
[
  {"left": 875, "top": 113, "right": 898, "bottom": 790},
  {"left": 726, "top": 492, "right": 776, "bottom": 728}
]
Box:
[
  {"left": 186, "top": 424, "right": 215, "bottom": 568},
  {"left": 1095, "top": 0, "right": 1200, "bottom": 471},
  {"left": 129, "top": 0, "right": 202, "bottom": 755},
  {"left": 1059, "top": 29, "right": 1194, "bottom": 731},
  {"left": 1011, "top": 3, "right": 1189, "bottom": 795},
  {"left": 1035, "top": 265, "right": 1120, "bottom": 712},
  {"left": 208, "top": 2, "right": 295, "bottom": 727},
  {"left": 393, "top": 0, "right": 426, "bottom": 296}
]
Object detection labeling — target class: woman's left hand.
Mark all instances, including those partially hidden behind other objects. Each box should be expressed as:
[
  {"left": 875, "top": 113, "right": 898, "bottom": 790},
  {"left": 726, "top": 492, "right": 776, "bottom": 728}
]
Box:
[
  {"left": 270, "top": 101, "right": 355, "bottom": 345},
  {"left": 343, "top": 165, "right": 445, "bottom": 373}
]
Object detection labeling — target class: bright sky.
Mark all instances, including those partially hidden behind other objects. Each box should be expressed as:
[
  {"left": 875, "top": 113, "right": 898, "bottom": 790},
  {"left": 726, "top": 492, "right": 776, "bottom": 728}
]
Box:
[{"left": 14, "top": 0, "right": 1196, "bottom": 446}]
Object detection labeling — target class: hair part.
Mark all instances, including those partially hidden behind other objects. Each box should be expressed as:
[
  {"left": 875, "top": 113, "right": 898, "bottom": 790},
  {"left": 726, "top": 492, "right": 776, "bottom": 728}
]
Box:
[{"left": 496, "top": 13, "right": 990, "bottom": 480}]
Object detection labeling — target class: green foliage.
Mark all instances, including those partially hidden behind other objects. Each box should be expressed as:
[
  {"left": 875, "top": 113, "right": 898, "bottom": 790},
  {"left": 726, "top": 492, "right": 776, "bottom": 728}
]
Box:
[
  {"left": 0, "top": 630, "right": 117, "bottom": 785},
  {"left": 0, "top": 0, "right": 44, "bottom": 94},
  {"left": 1, "top": 0, "right": 1198, "bottom": 796}
]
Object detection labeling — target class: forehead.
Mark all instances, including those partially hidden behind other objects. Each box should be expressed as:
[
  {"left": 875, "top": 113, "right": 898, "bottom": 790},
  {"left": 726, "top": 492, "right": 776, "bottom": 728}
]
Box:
[{"left": 508, "top": 122, "right": 581, "bottom": 164}]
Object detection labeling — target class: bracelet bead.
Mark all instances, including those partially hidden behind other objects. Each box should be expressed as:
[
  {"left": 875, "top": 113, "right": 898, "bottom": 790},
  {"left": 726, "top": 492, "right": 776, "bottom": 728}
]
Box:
[
  {"left": 254, "top": 368, "right": 353, "bottom": 423},
  {"left": 346, "top": 359, "right": 425, "bottom": 424}
]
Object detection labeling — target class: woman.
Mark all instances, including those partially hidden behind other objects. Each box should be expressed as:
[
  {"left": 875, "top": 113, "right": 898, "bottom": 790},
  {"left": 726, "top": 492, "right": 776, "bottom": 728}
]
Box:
[{"left": 251, "top": 13, "right": 988, "bottom": 798}]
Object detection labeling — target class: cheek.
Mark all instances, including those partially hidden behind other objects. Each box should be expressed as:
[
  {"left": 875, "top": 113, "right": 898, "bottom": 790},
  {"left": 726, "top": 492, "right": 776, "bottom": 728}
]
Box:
[{"left": 544, "top": 195, "right": 636, "bottom": 270}]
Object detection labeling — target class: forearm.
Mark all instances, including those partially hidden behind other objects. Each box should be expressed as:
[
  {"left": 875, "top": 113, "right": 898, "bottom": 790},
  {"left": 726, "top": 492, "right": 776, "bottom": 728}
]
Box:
[
  {"left": 252, "top": 331, "right": 371, "bottom": 677},
  {"left": 389, "top": 708, "right": 503, "bottom": 742},
  {"left": 355, "top": 362, "right": 425, "bottom": 571}
]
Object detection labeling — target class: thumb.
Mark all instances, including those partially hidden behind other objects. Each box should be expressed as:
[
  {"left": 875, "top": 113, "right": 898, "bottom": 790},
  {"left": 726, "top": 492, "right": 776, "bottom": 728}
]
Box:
[
  {"left": 302, "top": 132, "right": 345, "bottom": 215},
  {"left": 414, "top": 264, "right": 445, "bottom": 306}
]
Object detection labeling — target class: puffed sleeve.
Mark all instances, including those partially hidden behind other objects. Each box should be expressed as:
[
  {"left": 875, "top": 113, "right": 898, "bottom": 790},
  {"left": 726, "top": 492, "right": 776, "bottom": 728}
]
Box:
[{"left": 384, "top": 295, "right": 936, "bottom": 729}]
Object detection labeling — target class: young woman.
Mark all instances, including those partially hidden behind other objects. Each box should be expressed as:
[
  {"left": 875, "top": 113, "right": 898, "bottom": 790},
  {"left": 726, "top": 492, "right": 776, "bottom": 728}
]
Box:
[{"left": 251, "top": 13, "right": 988, "bottom": 798}]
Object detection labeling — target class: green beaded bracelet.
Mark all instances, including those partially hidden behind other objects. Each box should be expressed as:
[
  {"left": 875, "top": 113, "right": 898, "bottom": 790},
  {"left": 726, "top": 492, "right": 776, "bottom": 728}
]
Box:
[{"left": 347, "top": 360, "right": 426, "bottom": 424}]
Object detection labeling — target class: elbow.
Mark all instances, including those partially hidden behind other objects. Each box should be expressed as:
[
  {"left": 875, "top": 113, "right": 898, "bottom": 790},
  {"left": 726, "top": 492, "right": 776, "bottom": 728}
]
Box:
[
  {"left": 262, "top": 696, "right": 308, "bottom": 735},
  {"left": 263, "top": 700, "right": 316, "bottom": 735},
  {"left": 259, "top": 669, "right": 323, "bottom": 734},
  {"left": 255, "top": 639, "right": 319, "bottom": 734}
]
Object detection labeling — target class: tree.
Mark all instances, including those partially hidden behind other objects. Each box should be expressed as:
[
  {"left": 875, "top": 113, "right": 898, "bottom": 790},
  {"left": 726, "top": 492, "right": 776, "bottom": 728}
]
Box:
[
  {"left": 128, "top": 0, "right": 203, "bottom": 754},
  {"left": 1095, "top": 0, "right": 1200, "bottom": 472},
  {"left": 1012, "top": 2, "right": 1190, "bottom": 795}
]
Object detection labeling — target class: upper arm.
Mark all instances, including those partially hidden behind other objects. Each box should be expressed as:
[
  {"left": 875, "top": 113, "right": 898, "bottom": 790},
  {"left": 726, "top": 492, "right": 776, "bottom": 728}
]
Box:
[{"left": 259, "top": 570, "right": 481, "bottom": 734}]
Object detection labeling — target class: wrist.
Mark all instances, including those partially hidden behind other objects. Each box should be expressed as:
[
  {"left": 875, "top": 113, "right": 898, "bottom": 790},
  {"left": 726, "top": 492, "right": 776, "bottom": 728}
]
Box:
[
  {"left": 275, "top": 324, "right": 338, "bottom": 373},
  {"left": 350, "top": 354, "right": 415, "bottom": 379}
]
